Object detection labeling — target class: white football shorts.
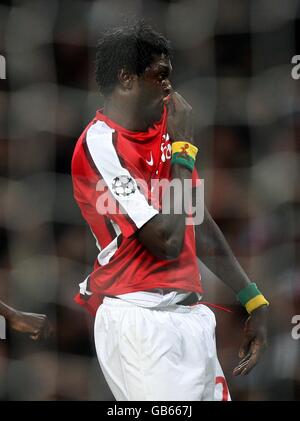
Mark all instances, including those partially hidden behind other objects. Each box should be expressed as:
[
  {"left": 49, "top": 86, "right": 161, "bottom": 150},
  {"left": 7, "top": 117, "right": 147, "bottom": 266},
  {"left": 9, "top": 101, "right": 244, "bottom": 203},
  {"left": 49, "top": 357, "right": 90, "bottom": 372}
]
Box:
[{"left": 94, "top": 297, "right": 231, "bottom": 401}]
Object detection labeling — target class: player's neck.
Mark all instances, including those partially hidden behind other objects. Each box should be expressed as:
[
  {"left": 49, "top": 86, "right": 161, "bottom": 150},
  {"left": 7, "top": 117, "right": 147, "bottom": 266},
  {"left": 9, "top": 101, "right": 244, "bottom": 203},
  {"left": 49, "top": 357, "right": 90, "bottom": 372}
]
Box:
[{"left": 103, "top": 95, "right": 149, "bottom": 132}]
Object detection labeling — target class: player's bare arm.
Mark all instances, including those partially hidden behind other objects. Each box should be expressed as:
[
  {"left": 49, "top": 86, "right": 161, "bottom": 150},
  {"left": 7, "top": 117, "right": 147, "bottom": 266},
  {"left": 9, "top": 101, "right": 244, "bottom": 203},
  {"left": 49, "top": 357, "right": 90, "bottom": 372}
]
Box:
[
  {"left": 0, "top": 299, "right": 52, "bottom": 340},
  {"left": 194, "top": 207, "right": 268, "bottom": 375},
  {"left": 138, "top": 92, "right": 195, "bottom": 259}
]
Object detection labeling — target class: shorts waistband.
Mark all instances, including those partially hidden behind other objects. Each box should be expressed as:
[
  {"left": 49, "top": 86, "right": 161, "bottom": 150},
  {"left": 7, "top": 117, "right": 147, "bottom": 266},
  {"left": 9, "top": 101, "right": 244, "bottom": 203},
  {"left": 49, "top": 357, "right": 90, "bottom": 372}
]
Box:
[{"left": 101, "top": 296, "right": 202, "bottom": 313}]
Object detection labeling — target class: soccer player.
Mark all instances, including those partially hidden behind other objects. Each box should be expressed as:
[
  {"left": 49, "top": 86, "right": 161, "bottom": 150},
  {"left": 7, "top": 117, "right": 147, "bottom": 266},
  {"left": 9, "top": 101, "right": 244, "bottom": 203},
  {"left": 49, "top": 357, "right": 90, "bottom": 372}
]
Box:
[
  {"left": 0, "top": 299, "right": 51, "bottom": 340},
  {"left": 71, "top": 22, "right": 269, "bottom": 401}
]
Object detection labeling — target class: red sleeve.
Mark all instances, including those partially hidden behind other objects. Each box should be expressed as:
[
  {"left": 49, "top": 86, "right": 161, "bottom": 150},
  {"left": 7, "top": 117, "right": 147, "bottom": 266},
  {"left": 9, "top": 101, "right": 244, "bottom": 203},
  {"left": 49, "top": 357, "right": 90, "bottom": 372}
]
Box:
[{"left": 74, "top": 123, "right": 159, "bottom": 239}]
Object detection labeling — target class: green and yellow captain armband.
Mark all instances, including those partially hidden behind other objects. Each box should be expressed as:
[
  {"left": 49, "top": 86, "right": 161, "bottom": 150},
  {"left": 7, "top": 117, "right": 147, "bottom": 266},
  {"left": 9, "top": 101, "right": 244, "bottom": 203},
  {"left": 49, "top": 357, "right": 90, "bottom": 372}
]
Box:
[
  {"left": 236, "top": 283, "right": 269, "bottom": 314},
  {"left": 171, "top": 141, "right": 198, "bottom": 172}
]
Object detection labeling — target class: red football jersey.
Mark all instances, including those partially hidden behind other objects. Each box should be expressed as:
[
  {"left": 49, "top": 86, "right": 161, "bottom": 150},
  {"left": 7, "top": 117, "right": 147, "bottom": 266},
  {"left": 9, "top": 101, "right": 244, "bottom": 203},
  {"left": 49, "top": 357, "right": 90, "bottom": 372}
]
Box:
[{"left": 71, "top": 106, "right": 203, "bottom": 315}]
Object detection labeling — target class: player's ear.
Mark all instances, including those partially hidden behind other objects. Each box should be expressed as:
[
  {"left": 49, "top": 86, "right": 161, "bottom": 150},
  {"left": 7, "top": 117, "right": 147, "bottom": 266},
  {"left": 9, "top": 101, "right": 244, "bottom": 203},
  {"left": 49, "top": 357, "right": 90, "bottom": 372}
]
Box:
[{"left": 118, "top": 68, "right": 135, "bottom": 90}]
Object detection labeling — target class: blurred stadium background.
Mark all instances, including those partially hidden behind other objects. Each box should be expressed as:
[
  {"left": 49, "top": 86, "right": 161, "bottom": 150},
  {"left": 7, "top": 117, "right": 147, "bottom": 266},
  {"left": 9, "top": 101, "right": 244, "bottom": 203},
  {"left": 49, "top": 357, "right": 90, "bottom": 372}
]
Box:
[{"left": 0, "top": 0, "right": 299, "bottom": 401}]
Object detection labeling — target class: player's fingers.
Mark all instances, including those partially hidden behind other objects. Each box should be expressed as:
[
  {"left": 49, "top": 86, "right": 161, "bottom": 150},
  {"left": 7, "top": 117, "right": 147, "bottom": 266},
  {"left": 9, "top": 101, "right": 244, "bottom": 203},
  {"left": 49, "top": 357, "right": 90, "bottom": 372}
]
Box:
[
  {"left": 239, "top": 352, "right": 260, "bottom": 376},
  {"left": 239, "top": 351, "right": 252, "bottom": 364},
  {"left": 166, "top": 94, "right": 176, "bottom": 115},
  {"left": 233, "top": 348, "right": 256, "bottom": 375},
  {"left": 169, "top": 91, "right": 187, "bottom": 112},
  {"left": 24, "top": 312, "right": 46, "bottom": 319},
  {"left": 163, "top": 94, "right": 171, "bottom": 103},
  {"left": 233, "top": 360, "right": 249, "bottom": 376},
  {"left": 235, "top": 339, "right": 265, "bottom": 376},
  {"left": 171, "top": 91, "right": 192, "bottom": 112},
  {"left": 162, "top": 82, "right": 173, "bottom": 99}
]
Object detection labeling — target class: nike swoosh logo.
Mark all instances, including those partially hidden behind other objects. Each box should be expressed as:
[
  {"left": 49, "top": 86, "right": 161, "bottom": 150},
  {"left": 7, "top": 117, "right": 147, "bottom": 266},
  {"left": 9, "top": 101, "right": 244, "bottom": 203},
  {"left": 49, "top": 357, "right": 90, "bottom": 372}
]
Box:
[{"left": 146, "top": 152, "right": 154, "bottom": 166}]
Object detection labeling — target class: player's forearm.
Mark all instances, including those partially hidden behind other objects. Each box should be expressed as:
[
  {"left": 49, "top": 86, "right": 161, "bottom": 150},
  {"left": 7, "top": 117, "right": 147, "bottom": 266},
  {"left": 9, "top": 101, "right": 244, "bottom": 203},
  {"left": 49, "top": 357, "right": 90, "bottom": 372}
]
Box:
[
  {"left": 158, "top": 165, "right": 192, "bottom": 254},
  {"left": 196, "top": 207, "right": 251, "bottom": 293},
  {"left": 138, "top": 164, "right": 192, "bottom": 259}
]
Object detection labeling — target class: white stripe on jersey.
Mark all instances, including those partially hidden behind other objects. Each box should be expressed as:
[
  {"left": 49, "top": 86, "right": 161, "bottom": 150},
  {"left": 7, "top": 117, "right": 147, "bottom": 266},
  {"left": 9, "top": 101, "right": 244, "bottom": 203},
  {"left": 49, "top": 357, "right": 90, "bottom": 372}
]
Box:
[
  {"left": 92, "top": 219, "right": 122, "bottom": 266},
  {"left": 110, "top": 218, "right": 122, "bottom": 236},
  {"left": 86, "top": 120, "right": 159, "bottom": 229},
  {"left": 90, "top": 227, "right": 102, "bottom": 252},
  {"left": 97, "top": 236, "right": 120, "bottom": 266},
  {"left": 79, "top": 276, "right": 92, "bottom": 296}
]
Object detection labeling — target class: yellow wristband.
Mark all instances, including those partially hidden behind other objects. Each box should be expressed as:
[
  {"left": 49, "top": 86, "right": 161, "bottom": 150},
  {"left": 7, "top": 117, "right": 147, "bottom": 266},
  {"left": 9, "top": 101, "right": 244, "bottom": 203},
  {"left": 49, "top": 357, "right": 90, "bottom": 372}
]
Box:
[
  {"left": 245, "top": 294, "right": 269, "bottom": 314},
  {"left": 172, "top": 142, "right": 198, "bottom": 160}
]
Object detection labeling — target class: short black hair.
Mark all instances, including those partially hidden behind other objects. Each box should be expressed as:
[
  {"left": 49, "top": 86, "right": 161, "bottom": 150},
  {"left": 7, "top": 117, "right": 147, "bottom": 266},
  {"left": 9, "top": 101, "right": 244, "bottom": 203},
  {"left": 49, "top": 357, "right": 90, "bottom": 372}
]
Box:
[{"left": 95, "top": 21, "right": 171, "bottom": 96}]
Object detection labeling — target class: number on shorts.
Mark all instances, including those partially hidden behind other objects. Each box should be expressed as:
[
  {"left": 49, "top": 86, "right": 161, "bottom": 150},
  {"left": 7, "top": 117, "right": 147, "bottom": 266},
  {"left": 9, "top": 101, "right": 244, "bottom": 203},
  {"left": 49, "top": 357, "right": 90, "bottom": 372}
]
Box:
[{"left": 215, "top": 376, "right": 229, "bottom": 401}]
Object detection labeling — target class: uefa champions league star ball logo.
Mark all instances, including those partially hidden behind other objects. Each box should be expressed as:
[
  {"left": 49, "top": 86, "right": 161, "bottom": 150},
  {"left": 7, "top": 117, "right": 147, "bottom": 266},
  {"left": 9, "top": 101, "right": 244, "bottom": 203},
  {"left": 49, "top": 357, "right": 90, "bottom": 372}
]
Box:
[{"left": 112, "top": 175, "right": 136, "bottom": 197}]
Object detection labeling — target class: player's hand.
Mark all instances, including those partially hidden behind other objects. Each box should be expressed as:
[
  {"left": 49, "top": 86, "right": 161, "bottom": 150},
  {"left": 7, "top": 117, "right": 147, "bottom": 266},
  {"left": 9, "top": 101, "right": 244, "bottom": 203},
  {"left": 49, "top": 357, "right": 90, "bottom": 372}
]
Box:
[
  {"left": 8, "top": 310, "right": 53, "bottom": 340},
  {"left": 165, "top": 91, "right": 194, "bottom": 143},
  {"left": 233, "top": 305, "right": 268, "bottom": 376}
]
